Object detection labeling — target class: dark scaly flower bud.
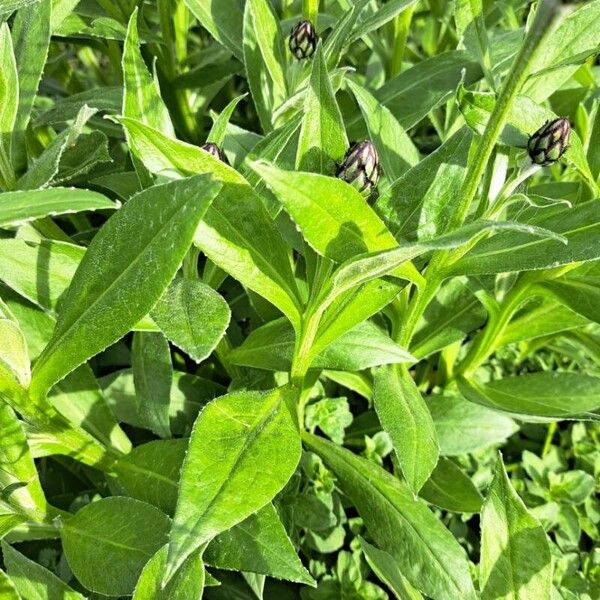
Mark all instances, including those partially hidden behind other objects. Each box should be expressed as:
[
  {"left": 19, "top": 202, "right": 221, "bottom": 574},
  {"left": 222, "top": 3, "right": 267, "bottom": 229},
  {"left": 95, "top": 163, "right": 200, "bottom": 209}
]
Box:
[
  {"left": 336, "top": 140, "right": 380, "bottom": 195},
  {"left": 289, "top": 20, "right": 317, "bottom": 60},
  {"left": 527, "top": 118, "right": 571, "bottom": 166},
  {"left": 200, "top": 142, "right": 229, "bottom": 165}
]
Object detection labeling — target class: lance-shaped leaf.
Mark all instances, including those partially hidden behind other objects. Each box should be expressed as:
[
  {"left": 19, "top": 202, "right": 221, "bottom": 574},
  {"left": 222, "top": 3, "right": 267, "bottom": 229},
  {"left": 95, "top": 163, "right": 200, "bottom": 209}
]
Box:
[
  {"left": 373, "top": 365, "right": 439, "bottom": 494},
  {"left": 0, "top": 187, "right": 117, "bottom": 227},
  {"left": 30, "top": 174, "right": 220, "bottom": 401},
  {"left": 61, "top": 497, "right": 170, "bottom": 597},
  {"left": 303, "top": 433, "right": 476, "bottom": 600},
  {"left": 2, "top": 542, "right": 85, "bottom": 600},
  {"left": 480, "top": 455, "right": 552, "bottom": 600},
  {"left": 457, "top": 373, "right": 600, "bottom": 421},
  {"left": 346, "top": 79, "right": 419, "bottom": 182},
  {"left": 314, "top": 220, "right": 560, "bottom": 315},
  {"left": 132, "top": 331, "right": 173, "bottom": 439},
  {"left": 133, "top": 544, "right": 205, "bottom": 600},
  {"left": 165, "top": 386, "right": 301, "bottom": 584},
  {"left": 151, "top": 277, "right": 231, "bottom": 363},
  {"left": 296, "top": 43, "right": 347, "bottom": 174},
  {"left": 118, "top": 117, "right": 303, "bottom": 330},
  {"left": 11, "top": 0, "right": 51, "bottom": 172},
  {"left": 228, "top": 318, "right": 414, "bottom": 372},
  {"left": 205, "top": 503, "right": 315, "bottom": 586},
  {"left": 184, "top": 0, "right": 244, "bottom": 59},
  {"left": 0, "top": 23, "right": 18, "bottom": 190},
  {"left": 0, "top": 403, "right": 48, "bottom": 521},
  {"left": 123, "top": 9, "right": 174, "bottom": 136},
  {"left": 250, "top": 160, "right": 422, "bottom": 285}
]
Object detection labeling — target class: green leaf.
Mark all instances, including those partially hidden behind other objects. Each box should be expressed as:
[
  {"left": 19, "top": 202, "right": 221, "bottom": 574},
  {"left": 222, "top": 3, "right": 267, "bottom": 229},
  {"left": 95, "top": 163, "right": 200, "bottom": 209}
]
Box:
[
  {"left": 375, "top": 127, "right": 473, "bottom": 241},
  {"left": 132, "top": 331, "right": 173, "bottom": 439},
  {"left": 117, "top": 117, "right": 303, "bottom": 330},
  {"left": 450, "top": 201, "right": 600, "bottom": 275},
  {"left": 324, "top": 0, "right": 369, "bottom": 68},
  {"left": 2, "top": 542, "right": 85, "bottom": 600},
  {"left": 151, "top": 277, "right": 230, "bottom": 363},
  {"left": 228, "top": 318, "right": 414, "bottom": 372},
  {"left": 538, "top": 277, "right": 600, "bottom": 325},
  {"left": 0, "top": 22, "right": 18, "bottom": 190},
  {"left": 0, "top": 318, "right": 29, "bottom": 388},
  {"left": 458, "top": 373, "right": 600, "bottom": 420},
  {"left": 373, "top": 365, "right": 439, "bottom": 494},
  {"left": 205, "top": 503, "right": 315, "bottom": 586},
  {"left": 250, "top": 160, "right": 422, "bottom": 284},
  {"left": 16, "top": 104, "right": 97, "bottom": 191},
  {"left": 100, "top": 368, "right": 224, "bottom": 436},
  {"left": 0, "top": 403, "right": 48, "bottom": 520},
  {"left": 133, "top": 544, "right": 205, "bottom": 600},
  {"left": 360, "top": 538, "right": 424, "bottom": 600},
  {"left": 207, "top": 93, "right": 247, "bottom": 146},
  {"left": 115, "top": 438, "right": 186, "bottom": 515},
  {"left": 524, "top": 0, "right": 600, "bottom": 101},
  {"left": 411, "top": 277, "right": 486, "bottom": 359},
  {"left": 366, "top": 51, "right": 482, "bottom": 130},
  {"left": 305, "top": 397, "right": 353, "bottom": 444},
  {"left": 62, "top": 497, "right": 170, "bottom": 597},
  {"left": 303, "top": 433, "right": 477, "bottom": 600},
  {"left": 2, "top": 292, "right": 131, "bottom": 454},
  {"left": 165, "top": 386, "right": 301, "bottom": 583},
  {"left": 11, "top": 0, "right": 51, "bottom": 172},
  {"left": 315, "top": 221, "right": 550, "bottom": 314},
  {"left": 349, "top": 0, "right": 419, "bottom": 44},
  {"left": 247, "top": 0, "right": 287, "bottom": 103},
  {"left": 420, "top": 458, "right": 483, "bottom": 513},
  {"left": 122, "top": 9, "right": 174, "bottom": 137},
  {"left": 0, "top": 187, "right": 117, "bottom": 227},
  {"left": 184, "top": 0, "right": 244, "bottom": 59},
  {"left": 346, "top": 78, "right": 419, "bottom": 182},
  {"left": 0, "top": 568, "right": 20, "bottom": 600},
  {"left": 296, "top": 43, "right": 347, "bottom": 174},
  {"left": 480, "top": 455, "right": 552, "bottom": 600},
  {"left": 0, "top": 238, "right": 83, "bottom": 312},
  {"left": 428, "top": 393, "right": 518, "bottom": 456},
  {"left": 29, "top": 174, "right": 220, "bottom": 401}
]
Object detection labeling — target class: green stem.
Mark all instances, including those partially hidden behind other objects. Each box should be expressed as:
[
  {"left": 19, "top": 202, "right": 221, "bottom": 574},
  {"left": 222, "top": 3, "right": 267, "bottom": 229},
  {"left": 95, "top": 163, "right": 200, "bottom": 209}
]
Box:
[
  {"left": 398, "top": 276, "right": 442, "bottom": 347},
  {"left": 541, "top": 422, "right": 557, "bottom": 457},
  {"left": 397, "top": 0, "right": 560, "bottom": 341},
  {"left": 388, "top": 5, "right": 415, "bottom": 78},
  {"left": 456, "top": 279, "right": 533, "bottom": 377},
  {"left": 303, "top": 0, "right": 319, "bottom": 23},
  {"left": 447, "top": 0, "right": 559, "bottom": 233}
]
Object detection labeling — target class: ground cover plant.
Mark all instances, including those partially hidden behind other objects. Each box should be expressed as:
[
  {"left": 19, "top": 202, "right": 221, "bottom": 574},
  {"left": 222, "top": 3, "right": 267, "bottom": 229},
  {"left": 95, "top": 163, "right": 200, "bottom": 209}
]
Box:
[{"left": 0, "top": 0, "right": 599, "bottom": 597}]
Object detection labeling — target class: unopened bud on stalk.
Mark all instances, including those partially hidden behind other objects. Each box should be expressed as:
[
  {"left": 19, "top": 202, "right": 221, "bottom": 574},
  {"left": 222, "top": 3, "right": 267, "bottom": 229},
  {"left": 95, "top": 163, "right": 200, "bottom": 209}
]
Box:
[
  {"left": 200, "top": 142, "right": 229, "bottom": 165},
  {"left": 527, "top": 118, "right": 571, "bottom": 166},
  {"left": 336, "top": 140, "right": 380, "bottom": 195},
  {"left": 289, "top": 20, "right": 317, "bottom": 60}
]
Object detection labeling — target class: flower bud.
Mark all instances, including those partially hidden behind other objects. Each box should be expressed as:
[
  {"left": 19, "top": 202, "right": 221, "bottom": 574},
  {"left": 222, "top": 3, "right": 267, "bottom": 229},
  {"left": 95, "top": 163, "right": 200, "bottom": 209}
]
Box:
[
  {"left": 527, "top": 118, "right": 571, "bottom": 166},
  {"left": 289, "top": 20, "right": 317, "bottom": 60},
  {"left": 200, "top": 142, "right": 229, "bottom": 165},
  {"left": 336, "top": 140, "right": 380, "bottom": 195}
]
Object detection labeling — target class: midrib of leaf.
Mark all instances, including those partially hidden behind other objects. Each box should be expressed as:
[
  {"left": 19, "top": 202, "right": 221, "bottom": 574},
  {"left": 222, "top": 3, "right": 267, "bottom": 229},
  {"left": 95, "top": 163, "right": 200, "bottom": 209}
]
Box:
[
  {"left": 467, "top": 220, "right": 598, "bottom": 261},
  {"left": 118, "top": 460, "right": 179, "bottom": 489},
  {"left": 180, "top": 393, "right": 281, "bottom": 541},
  {"left": 205, "top": 203, "right": 301, "bottom": 317},
  {"left": 65, "top": 524, "right": 157, "bottom": 557},
  {"left": 35, "top": 196, "right": 196, "bottom": 391},
  {"left": 311, "top": 435, "right": 469, "bottom": 597}
]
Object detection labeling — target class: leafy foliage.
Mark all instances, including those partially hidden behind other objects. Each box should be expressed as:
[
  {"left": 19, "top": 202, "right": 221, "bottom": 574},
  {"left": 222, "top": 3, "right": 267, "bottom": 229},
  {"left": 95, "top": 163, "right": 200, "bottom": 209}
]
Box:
[{"left": 0, "top": 1, "right": 598, "bottom": 599}]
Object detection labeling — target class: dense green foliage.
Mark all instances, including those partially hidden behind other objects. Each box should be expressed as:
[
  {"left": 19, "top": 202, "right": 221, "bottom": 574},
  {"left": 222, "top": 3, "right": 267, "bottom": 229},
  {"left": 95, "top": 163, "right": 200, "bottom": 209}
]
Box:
[{"left": 0, "top": 0, "right": 598, "bottom": 598}]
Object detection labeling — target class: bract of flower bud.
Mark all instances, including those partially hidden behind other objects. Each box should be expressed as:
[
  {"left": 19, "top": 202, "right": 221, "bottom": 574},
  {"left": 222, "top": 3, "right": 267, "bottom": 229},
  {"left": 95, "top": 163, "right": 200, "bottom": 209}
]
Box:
[
  {"left": 289, "top": 20, "right": 318, "bottom": 60},
  {"left": 336, "top": 140, "right": 380, "bottom": 195},
  {"left": 527, "top": 118, "right": 571, "bottom": 166},
  {"left": 200, "top": 142, "right": 229, "bottom": 165}
]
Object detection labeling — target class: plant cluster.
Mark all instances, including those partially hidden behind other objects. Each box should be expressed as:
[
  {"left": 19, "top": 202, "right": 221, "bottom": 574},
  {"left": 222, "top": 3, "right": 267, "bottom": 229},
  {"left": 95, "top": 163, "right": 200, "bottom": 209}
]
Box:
[{"left": 0, "top": 0, "right": 599, "bottom": 599}]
